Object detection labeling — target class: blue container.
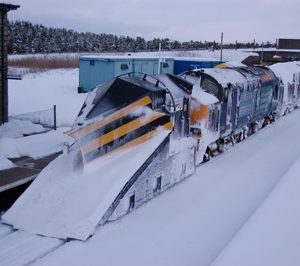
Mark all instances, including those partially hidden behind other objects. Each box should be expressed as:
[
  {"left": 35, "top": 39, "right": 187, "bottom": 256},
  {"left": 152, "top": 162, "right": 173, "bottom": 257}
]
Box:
[
  {"left": 174, "top": 59, "right": 223, "bottom": 75},
  {"left": 78, "top": 56, "right": 174, "bottom": 92}
]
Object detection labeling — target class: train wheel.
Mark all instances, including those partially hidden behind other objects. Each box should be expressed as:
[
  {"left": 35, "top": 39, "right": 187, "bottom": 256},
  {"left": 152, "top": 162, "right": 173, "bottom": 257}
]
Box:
[
  {"left": 217, "top": 139, "right": 225, "bottom": 153},
  {"left": 203, "top": 147, "right": 212, "bottom": 162}
]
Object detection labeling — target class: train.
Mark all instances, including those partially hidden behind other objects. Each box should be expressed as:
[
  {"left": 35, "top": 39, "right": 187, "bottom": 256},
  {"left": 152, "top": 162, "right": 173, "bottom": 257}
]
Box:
[
  {"left": 3, "top": 62, "right": 300, "bottom": 241},
  {"left": 181, "top": 64, "right": 300, "bottom": 159}
]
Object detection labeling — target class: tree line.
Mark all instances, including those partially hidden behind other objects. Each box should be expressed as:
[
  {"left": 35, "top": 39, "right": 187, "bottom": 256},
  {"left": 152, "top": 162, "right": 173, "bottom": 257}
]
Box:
[{"left": 8, "top": 20, "right": 276, "bottom": 54}]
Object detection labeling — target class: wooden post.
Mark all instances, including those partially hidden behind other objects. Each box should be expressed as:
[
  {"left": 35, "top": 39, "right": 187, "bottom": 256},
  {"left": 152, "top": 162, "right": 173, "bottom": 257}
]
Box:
[
  {"left": 0, "top": 4, "right": 19, "bottom": 124},
  {"left": 53, "top": 105, "right": 57, "bottom": 130}
]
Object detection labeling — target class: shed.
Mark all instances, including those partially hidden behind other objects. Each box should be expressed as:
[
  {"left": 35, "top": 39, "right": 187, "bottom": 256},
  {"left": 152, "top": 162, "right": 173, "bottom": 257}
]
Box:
[{"left": 78, "top": 56, "right": 174, "bottom": 92}]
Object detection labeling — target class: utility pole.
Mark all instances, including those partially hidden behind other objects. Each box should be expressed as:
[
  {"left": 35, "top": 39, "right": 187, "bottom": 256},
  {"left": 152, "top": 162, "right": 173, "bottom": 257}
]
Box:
[
  {"left": 220, "top": 32, "right": 223, "bottom": 62},
  {"left": 261, "top": 42, "right": 264, "bottom": 65},
  {"left": 158, "top": 40, "right": 161, "bottom": 74}
]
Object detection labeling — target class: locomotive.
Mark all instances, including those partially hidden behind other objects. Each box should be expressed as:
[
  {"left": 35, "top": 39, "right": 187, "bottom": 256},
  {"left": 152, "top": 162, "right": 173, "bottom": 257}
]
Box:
[
  {"left": 181, "top": 65, "right": 300, "bottom": 159},
  {"left": 3, "top": 62, "right": 300, "bottom": 240}
]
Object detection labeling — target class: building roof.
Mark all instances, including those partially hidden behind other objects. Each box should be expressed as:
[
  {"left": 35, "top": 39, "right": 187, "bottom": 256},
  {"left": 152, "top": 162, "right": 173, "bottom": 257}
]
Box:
[
  {"left": 80, "top": 55, "right": 173, "bottom": 60},
  {"left": 278, "top": 38, "right": 300, "bottom": 50},
  {"left": 0, "top": 3, "right": 20, "bottom": 12}
]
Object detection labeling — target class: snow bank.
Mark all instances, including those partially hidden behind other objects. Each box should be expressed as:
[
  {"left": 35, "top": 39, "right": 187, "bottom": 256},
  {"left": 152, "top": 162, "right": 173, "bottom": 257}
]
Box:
[
  {"left": 0, "top": 119, "right": 46, "bottom": 138},
  {"left": 3, "top": 130, "right": 171, "bottom": 240},
  {"left": 212, "top": 156, "right": 300, "bottom": 266},
  {"left": 0, "top": 154, "right": 14, "bottom": 171},
  {"left": 0, "top": 128, "right": 72, "bottom": 159},
  {"left": 0, "top": 68, "right": 85, "bottom": 164}
]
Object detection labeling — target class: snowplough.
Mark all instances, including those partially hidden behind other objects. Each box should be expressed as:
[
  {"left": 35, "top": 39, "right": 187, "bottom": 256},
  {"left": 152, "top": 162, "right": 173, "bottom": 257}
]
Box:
[{"left": 2, "top": 73, "right": 220, "bottom": 240}]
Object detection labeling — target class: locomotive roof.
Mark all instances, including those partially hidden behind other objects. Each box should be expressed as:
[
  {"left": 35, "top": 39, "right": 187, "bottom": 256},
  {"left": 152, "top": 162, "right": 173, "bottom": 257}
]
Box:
[
  {"left": 270, "top": 61, "right": 300, "bottom": 85},
  {"left": 192, "top": 66, "right": 276, "bottom": 88},
  {"left": 197, "top": 68, "right": 258, "bottom": 87}
]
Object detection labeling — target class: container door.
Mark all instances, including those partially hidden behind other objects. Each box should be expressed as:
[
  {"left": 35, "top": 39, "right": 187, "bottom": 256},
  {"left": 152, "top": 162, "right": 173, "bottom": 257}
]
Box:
[{"left": 153, "top": 63, "right": 159, "bottom": 74}]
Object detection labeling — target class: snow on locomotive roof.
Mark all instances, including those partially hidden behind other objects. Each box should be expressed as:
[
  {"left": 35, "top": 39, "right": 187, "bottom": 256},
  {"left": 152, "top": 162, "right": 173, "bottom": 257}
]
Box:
[
  {"left": 195, "top": 68, "right": 249, "bottom": 86},
  {"left": 270, "top": 61, "right": 300, "bottom": 85}
]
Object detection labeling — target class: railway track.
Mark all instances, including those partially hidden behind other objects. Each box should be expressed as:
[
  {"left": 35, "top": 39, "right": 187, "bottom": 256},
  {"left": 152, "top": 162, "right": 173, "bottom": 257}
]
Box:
[{"left": 0, "top": 222, "right": 65, "bottom": 266}]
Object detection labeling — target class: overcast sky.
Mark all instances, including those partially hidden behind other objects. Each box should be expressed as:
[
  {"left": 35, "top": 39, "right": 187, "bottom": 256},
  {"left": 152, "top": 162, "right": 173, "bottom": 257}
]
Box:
[{"left": 6, "top": 0, "right": 300, "bottom": 43}]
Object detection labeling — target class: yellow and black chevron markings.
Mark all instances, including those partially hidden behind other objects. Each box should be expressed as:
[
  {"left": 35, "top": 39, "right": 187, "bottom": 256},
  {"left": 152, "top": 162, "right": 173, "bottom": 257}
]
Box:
[{"left": 67, "top": 96, "right": 173, "bottom": 162}]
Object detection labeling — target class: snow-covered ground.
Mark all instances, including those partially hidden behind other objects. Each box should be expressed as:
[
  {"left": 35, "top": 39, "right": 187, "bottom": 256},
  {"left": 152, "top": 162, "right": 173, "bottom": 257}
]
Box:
[
  {"left": 8, "top": 69, "right": 86, "bottom": 126},
  {"left": 0, "top": 121, "right": 73, "bottom": 170},
  {"left": 0, "top": 69, "right": 86, "bottom": 170},
  {"left": 28, "top": 109, "right": 300, "bottom": 266},
  {"left": 212, "top": 156, "right": 300, "bottom": 266},
  {"left": 0, "top": 128, "right": 72, "bottom": 159}
]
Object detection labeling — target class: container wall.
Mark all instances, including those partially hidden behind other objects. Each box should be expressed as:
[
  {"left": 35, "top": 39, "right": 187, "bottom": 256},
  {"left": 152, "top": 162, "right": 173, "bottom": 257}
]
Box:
[
  {"left": 174, "top": 60, "right": 223, "bottom": 75},
  {"left": 113, "top": 59, "right": 134, "bottom": 78},
  {"left": 79, "top": 59, "right": 114, "bottom": 92}
]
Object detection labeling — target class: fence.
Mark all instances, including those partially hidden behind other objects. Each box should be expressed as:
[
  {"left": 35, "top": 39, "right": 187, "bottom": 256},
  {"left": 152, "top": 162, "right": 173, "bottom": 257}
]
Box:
[{"left": 10, "top": 105, "right": 57, "bottom": 130}]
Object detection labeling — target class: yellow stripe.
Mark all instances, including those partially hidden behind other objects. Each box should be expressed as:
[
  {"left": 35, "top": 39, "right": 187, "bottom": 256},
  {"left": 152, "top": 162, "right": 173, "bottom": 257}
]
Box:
[
  {"left": 81, "top": 112, "right": 165, "bottom": 155},
  {"left": 67, "top": 96, "right": 152, "bottom": 139},
  {"left": 104, "top": 121, "right": 173, "bottom": 157}
]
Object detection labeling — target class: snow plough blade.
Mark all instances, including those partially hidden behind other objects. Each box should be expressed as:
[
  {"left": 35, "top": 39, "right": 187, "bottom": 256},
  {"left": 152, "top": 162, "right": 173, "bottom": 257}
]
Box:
[{"left": 2, "top": 130, "right": 172, "bottom": 240}]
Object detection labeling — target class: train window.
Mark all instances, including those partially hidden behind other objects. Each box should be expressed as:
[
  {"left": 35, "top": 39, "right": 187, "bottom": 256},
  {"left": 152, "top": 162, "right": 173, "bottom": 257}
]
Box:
[
  {"left": 223, "top": 87, "right": 228, "bottom": 101},
  {"left": 209, "top": 107, "right": 220, "bottom": 132},
  {"left": 162, "top": 62, "right": 169, "bottom": 68},
  {"left": 227, "top": 99, "right": 232, "bottom": 117},
  {"left": 201, "top": 77, "right": 220, "bottom": 99},
  {"left": 129, "top": 193, "right": 135, "bottom": 210},
  {"left": 154, "top": 176, "right": 162, "bottom": 193},
  {"left": 274, "top": 85, "right": 279, "bottom": 100},
  {"left": 182, "top": 163, "right": 187, "bottom": 175},
  {"left": 121, "top": 63, "right": 129, "bottom": 70}
]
